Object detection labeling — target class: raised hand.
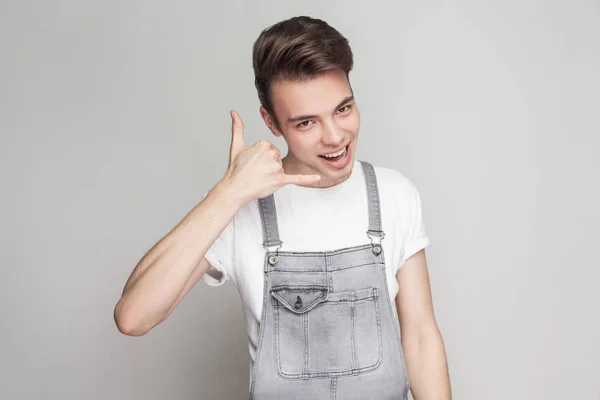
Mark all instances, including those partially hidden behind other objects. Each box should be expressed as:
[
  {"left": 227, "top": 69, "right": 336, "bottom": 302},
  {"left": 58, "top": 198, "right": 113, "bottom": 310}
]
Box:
[{"left": 222, "top": 110, "right": 321, "bottom": 204}]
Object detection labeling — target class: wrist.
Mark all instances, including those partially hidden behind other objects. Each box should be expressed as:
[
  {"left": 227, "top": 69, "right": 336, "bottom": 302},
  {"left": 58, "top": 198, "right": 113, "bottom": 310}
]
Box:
[{"left": 213, "top": 177, "right": 249, "bottom": 210}]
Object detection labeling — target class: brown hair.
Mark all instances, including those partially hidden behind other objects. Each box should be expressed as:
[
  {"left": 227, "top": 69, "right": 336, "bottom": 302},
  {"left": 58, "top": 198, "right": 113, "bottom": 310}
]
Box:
[{"left": 252, "top": 16, "right": 354, "bottom": 131}]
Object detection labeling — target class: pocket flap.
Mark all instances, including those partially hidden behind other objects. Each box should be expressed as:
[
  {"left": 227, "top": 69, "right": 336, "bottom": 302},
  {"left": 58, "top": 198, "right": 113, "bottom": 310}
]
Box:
[{"left": 270, "top": 286, "right": 328, "bottom": 314}]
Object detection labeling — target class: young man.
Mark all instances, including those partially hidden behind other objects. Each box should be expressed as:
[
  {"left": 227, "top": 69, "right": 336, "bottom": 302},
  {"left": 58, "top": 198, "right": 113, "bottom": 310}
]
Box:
[{"left": 115, "top": 16, "right": 451, "bottom": 399}]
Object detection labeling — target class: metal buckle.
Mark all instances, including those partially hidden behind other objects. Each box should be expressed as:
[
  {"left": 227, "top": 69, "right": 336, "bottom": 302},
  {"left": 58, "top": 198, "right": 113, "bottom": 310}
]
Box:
[
  {"left": 366, "top": 230, "right": 385, "bottom": 255},
  {"left": 366, "top": 230, "right": 385, "bottom": 243},
  {"left": 265, "top": 241, "right": 283, "bottom": 265}
]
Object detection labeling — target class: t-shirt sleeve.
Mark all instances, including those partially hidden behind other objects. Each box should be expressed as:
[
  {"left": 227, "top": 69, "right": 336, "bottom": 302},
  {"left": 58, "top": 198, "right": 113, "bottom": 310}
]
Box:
[
  {"left": 399, "top": 182, "right": 430, "bottom": 264},
  {"left": 200, "top": 192, "right": 234, "bottom": 287}
]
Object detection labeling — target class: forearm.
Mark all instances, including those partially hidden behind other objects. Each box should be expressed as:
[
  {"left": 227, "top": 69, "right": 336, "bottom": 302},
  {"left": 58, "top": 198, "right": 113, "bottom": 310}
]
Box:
[
  {"left": 114, "top": 179, "right": 244, "bottom": 335},
  {"left": 403, "top": 324, "right": 451, "bottom": 400}
]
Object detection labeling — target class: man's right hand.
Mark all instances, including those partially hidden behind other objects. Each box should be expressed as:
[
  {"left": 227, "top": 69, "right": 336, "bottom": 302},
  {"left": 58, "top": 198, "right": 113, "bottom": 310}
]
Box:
[{"left": 222, "top": 110, "right": 321, "bottom": 204}]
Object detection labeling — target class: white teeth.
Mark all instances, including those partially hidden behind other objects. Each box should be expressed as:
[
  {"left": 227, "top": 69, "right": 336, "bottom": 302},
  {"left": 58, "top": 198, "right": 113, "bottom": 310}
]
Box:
[{"left": 323, "top": 147, "right": 346, "bottom": 158}]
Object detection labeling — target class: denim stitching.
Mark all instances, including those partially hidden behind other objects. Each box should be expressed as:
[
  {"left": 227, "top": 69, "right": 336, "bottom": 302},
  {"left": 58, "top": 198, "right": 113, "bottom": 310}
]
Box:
[
  {"left": 274, "top": 305, "right": 284, "bottom": 379},
  {"left": 330, "top": 377, "right": 337, "bottom": 400},
  {"left": 303, "top": 311, "right": 309, "bottom": 379},
  {"left": 374, "top": 288, "right": 384, "bottom": 368},
  {"left": 273, "top": 297, "right": 376, "bottom": 307},
  {"left": 271, "top": 262, "right": 383, "bottom": 274},
  {"left": 277, "top": 360, "right": 382, "bottom": 380},
  {"left": 262, "top": 197, "right": 274, "bottom": 246},
  {"left": 270, "top": 243, "right": 376, "bottom": 257},
  {"left": 330, "top": 261, "right": 385, "bottom": 271},
  {"left": 326, "top": 252, "right": 333, "bottom": 292},
  {"left": 350, "top": 291, "right": 357, "bottom": 372},
  {"left": 258, "top": 198, "right": 269, "bottom": 247},
  {"left": 249, "top": 271, "right": 271, "bottom": 399},
  {"left": 272, "top": 286, "right": 374, "bottom": 301},
  {"left": 271, "top": 285, "right": 329, "bottom": 291},
  {"left": 269, "top": 260, "right": 384, "bottom": 274},
  {"left": 273, "top": 269, "right": 330, "bottom": 274}
]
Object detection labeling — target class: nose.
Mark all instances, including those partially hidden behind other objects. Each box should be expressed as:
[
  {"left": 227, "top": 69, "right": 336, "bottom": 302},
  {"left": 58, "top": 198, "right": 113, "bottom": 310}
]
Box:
[{"left": 320, "top": 121, "right": 344, "bottom": 147}]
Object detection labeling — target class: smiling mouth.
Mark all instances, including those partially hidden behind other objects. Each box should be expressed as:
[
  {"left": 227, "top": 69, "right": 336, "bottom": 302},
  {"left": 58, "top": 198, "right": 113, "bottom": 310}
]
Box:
[{"left": 319, "top": 144, "right": 348, "bottom": 162}]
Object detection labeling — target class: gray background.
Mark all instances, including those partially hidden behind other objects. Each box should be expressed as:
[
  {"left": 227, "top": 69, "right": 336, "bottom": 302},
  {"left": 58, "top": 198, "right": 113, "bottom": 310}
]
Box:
[{"left": 2, "top": 0, "right": 599, "bottom": 399}]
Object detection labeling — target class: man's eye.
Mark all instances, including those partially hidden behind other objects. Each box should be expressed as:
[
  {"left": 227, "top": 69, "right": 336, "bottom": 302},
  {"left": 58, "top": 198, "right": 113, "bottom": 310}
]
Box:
[
  {"left": 297, "top": 120, "right": 312, "bottom": 128},
  {"left": 338, "top": 105, "right": 351, "bottom": 113}
]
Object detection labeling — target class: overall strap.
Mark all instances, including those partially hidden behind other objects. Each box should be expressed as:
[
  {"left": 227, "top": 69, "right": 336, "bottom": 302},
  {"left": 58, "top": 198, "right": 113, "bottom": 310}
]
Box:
[
  {"left": 257, "top": 194, "right": 282, "bottom": 252},
  {"left": 359, "top": 161, "right": 385, "bottom": 245}
]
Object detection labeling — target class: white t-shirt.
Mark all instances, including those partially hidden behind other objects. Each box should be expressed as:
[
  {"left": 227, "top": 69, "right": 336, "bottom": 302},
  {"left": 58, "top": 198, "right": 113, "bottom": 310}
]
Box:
[{"left": 202, "top": 160, "right": 430, "bottom": 372}]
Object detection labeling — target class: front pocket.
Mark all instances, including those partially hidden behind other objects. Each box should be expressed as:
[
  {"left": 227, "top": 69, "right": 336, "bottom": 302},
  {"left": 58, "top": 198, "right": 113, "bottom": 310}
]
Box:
[{"left": 270, "top": 286, "right": 382, "bottom": 379}]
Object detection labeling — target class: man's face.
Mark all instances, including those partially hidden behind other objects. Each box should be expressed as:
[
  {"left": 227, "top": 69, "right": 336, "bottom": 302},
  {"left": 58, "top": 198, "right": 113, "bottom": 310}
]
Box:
[{"left": 261, "top": 68, "right": 360, "bottom": 187}]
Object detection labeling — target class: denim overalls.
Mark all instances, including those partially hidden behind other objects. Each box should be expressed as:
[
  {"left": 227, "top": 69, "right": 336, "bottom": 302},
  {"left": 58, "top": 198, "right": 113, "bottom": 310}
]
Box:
[{"left": 249, "top": 161, "right": 410, "bottom": 400}]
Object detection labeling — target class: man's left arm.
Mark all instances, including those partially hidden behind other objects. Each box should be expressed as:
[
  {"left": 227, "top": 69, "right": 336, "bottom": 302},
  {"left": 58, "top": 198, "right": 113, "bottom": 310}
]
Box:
[{"left": 396, "top": 249, "right": 451, "bottom": 399}]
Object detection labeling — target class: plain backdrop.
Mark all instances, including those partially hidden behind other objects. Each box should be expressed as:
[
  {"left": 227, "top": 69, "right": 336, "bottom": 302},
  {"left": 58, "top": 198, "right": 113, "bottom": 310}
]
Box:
[{"left": 1, "top": 1, "right": 599, "bottom": 399}]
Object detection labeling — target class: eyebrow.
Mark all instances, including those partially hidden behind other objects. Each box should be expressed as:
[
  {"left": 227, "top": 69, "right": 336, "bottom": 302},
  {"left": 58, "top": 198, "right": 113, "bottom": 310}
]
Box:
[{"left": 287, "top": 95, "right": 355, "bottom": 124}]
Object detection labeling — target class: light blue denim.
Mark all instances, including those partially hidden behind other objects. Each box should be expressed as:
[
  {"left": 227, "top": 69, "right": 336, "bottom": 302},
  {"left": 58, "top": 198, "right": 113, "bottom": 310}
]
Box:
[{"left": 249, "top": 161, "right": 410, "bottom": 400}]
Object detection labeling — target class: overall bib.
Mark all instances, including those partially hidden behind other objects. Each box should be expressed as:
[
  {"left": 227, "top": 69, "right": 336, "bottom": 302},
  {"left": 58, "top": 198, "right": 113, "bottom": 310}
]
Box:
[{"left": 249, "top": 161, "right": 410, "bottom": 400}]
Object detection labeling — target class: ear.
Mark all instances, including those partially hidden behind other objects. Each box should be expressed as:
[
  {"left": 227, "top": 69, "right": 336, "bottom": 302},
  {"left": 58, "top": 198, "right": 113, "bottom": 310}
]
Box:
[{"left": 260, "top": 106, "right": 283, "bottom": 137}]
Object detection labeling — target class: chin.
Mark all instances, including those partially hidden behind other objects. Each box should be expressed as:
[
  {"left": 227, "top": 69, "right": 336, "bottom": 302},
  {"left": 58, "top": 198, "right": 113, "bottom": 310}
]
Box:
[{"left": 315, "top": 153, "right": 355, "bottom": 185}]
